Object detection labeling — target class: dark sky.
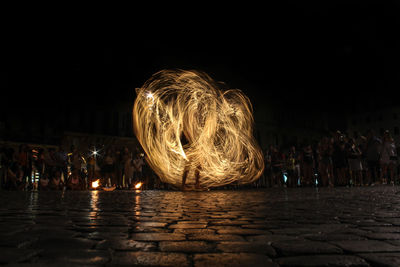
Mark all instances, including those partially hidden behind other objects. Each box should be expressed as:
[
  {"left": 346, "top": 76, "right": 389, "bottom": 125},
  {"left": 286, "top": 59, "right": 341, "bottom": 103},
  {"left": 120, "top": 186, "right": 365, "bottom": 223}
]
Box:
[{"left": 3, "top": 1, "right": 400, "bottom": 115}]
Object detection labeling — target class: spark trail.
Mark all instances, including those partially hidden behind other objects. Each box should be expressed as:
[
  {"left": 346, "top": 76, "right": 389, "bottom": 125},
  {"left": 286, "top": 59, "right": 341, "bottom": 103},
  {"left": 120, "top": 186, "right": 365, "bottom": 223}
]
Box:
[{"left": 133, "top": 69, "right": 264, "bottom": 188}]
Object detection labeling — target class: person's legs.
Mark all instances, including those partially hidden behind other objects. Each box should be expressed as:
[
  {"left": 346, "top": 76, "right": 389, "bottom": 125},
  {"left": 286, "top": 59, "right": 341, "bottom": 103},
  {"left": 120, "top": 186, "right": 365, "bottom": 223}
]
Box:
[
  {"left": 343, "top": 168, "right": 348, "bottom": 185},
  {"left": 272, "top": 171, "right": 277, "bottom": 187},
  {"left": 381, "top": 164, "right": 388, "bottom": 184},
  {"left": 195, "top": 167, "right": 201, "bottom": 189},
  {"left": 319, "top": 163, "right": 327, "bottom": 187},
  {"left": 103, "top": 172, "right": 110, "bottom": 187},
  {"left": 287, "top": 170, "right": 294, "bottom": 187},
  {"left": 337, "top": 168, "right": 342, "bottom": 186},
  {"left": 307, "top": 165, "right": 313, "bottom": 186},
  {"left": 367, "top": 161, "right": 374, "bottom": 184},
  {"left": 388, "top": 162, "right": 395, "bottom": 184},
  {"left": 181, "top": 165, "right": 189, "bottom": 190},
  {"left": 327, "top": 163, "right": 334, "bottom": 187},
  {"left": 303, "top": 165, "right": 309, "bottom": 186},
  {"left": 358, "top": 170, "right": 363, "bottom": 185}
]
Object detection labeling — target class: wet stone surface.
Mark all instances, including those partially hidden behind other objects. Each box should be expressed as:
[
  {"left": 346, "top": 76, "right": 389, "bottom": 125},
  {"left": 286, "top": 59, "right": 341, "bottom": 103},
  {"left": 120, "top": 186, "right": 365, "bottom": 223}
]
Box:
[{"left": 1, "top": 186, "right": 400, "bottom": 266}]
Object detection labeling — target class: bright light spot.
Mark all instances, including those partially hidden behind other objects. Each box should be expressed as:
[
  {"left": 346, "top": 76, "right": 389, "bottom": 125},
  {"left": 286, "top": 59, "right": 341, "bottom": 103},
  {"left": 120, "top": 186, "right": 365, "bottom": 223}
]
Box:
[
  {"left": 135, "top": 182, "right": 143, "bottom": 189},
  {"left": 92, "top": 179, "right": 100, "bottom": 189}
]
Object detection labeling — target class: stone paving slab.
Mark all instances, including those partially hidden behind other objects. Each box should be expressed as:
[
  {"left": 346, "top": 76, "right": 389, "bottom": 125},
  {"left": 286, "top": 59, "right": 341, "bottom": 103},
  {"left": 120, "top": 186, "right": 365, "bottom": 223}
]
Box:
[
  {"left": 2, "top": 186, "right": 400, "bottom": 265},
  {"left": 276, "top": 254, "right": 369, "bottom": 266},
  {"left": 272, "top": 240, "right": 343, "bottom": 256},
  {"left": 193, "top": 253, "right": 276, "bottom": 267},
  {"left": 0, "top": 248, "right": 40, "bottom": 264},
  {"left": 216, "top": 241, "right": 277, "bottom": 256},
  {"left": 111, "top": 251, "right": 189, "bottom": 266},
  {"left": 331, "top": 240, "right": 400, "bottom": 253},
  {"left": 159, "top": 241, "right": 215, "bottom": 252},
  {"left": 358, "top": 253, "right": 400, "bottom": 267}
]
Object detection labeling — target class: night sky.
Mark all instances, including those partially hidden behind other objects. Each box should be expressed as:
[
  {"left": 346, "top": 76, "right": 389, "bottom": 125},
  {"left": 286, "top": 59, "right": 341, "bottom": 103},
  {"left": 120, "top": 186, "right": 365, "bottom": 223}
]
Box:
[{"left": 3, "top": 1, "right": 400, "bottom": 119}]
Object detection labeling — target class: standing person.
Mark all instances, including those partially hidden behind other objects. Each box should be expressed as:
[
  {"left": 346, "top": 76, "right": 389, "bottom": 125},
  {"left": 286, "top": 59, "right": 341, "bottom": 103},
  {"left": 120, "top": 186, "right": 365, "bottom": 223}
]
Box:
[
  {"left": 366, "top": 130, "right": 381, "bottom": 185},
  {"left": 124, "top": 150, "right": 134, "bottom": 188},
  {"left": 264, "top": 146, "right": 273, "bottom": 187},
  {"left": 1, "top": 147, "right": 14, "bottom": 189},
  {"left": 87, "top": 148, "right": 96, "bottom": 185},
  {"left": 142, "top": 155, "right": 155, "bottom": 189},
  {"left": 286, "top": 146, "right": 299, "bottom": 187},
  {"left": 359, "top": 136, "right": 370, "bottom": 186},
  {"left": 347, "top": 138, "right": 363, "bottom": 186},
  {"left": 120, "top": 147, "right": 130, "bottom": 188},
  {"left": 380, "top": 130, "right": 397, "bottom": 185},
  {"left": 270, "top": 145, "right": 285, "bottom": 187},
  {"left": 18, "top": 144, "right": 32, "bottom": 190},
  {"left": 71, "top": 148, "right": 82, "bottom": 174},
  {"left": 35, "top": 148, "right": 45, "bottom": 181},
  {"left": 332, "top": 140, "right": 348, "bottom": 186},
  {"left": 39, "top": 172, "right": 50, "bottom": 191},
  {"left": 67, "top": 169, "right": 83, "bottom": 190},
  {"left": 56, "top": 146, "right": 68, "bottom": 183},
  {"left": 72, "top": 148, "right": 86, "bottom": 187},
  {"left": 301, "top": 144, "right": 315, "bottom": 186},
  {"left": 0, "top": 146, "right": 5, "bottom": 189},
  {"left": 321, "top": 137, "right": 334, "bottom": 187},
  {"left": 181, "top": 162, "right": 201, "bottom": 190},
  {"left": 133, "top": 153, "right": 145, "bottom": 187},
  {"left": 115, "top": 147, "right": 124, "bottom": 189},
  {"left": 49, "top": 170, "right": 64, "bottom": 190},
  {"left": 6, "top": 164, "right": 25, "bottom": 190},
  {"left": 44, "top": 148, "right": 57, "bottom": 178},
  {"left": 102, "top": 148, "right": 115, "bottom": 187}
]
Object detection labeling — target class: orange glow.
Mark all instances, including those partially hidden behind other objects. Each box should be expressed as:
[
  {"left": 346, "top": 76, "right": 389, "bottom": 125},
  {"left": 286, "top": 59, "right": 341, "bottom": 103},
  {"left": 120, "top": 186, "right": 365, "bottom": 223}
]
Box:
[
  {"left": 103, "top": 186, "right": 116, "bottom": 191},
  {"left": 92, "top": 179, "right": 100, "bottom": 189},
  {"left": 135, "top": 182, "right": 143, "bottom": 189},
  {"left": 133, "top": 69, "right": 264, "bottom": 188}
]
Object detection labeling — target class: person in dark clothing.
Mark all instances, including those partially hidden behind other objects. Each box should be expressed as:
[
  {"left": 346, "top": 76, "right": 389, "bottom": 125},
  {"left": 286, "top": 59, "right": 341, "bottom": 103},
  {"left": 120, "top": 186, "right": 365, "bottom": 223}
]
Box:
[
  {"left": 301, "top": 144, "right": 315, "bottom": 186},
  {"left": 365, "top": 130, "right": 381, "bottom": 185},
  {"left": 270, "top": 146, "right": 285, "bottom": 187},
  {"left": 332, "top": 140, "right": 348, "bottom": 186},
  {"left": 317, "top": 137, "right": 334, "bottom": 187}
]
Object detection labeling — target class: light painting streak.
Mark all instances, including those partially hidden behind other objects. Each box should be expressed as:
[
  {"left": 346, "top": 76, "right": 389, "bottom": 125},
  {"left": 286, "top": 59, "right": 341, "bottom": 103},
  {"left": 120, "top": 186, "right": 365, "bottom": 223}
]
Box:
[{"left": 133, "top": 69, "right": 264, "bottom": 188}]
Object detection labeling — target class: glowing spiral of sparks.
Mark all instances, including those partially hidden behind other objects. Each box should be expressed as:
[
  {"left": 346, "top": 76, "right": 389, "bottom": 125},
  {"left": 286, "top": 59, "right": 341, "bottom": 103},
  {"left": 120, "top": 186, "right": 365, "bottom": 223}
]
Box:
[{"left": 133, "top": 69, "right": 264, "bottom": 188}]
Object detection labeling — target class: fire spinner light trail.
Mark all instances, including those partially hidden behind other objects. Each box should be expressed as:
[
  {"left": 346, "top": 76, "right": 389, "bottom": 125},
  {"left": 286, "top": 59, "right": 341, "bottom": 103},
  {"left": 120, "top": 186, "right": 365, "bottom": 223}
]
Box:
[{"left": 133, "top": 69, "right": 264, "bottom": 188}]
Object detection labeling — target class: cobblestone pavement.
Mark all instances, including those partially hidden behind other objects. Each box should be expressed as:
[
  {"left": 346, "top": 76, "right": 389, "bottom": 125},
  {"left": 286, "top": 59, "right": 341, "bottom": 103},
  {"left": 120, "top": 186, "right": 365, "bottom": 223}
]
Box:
[{"left": 1, "top": 186, "right": 400, "bottom": 266}]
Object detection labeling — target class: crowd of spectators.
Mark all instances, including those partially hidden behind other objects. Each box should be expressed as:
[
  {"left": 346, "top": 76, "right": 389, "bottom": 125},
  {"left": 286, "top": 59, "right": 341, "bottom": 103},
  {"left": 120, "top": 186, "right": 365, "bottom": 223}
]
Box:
[
  {"left": 258, "top": 129, "right": 399, "bottom": 188},
  {"left": 0, "top": 143, "right": 159, "bottom": 191},
  {"left": 0, "top": 128, "right": 398, "bottom": 191}
]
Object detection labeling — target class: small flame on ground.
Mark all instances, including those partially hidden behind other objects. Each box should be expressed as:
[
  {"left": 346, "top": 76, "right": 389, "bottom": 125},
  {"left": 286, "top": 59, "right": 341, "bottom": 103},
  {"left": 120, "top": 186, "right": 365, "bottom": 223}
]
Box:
[
  {"left": 135, "top": 182, "right": 143, "bottom": 189},
  {"left": 92, "top": 179, "right": 100, "bottom": 189}
]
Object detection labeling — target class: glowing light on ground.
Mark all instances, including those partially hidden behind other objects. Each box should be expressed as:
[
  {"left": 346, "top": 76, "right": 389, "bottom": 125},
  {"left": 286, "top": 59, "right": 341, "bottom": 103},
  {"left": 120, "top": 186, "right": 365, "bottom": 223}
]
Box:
[
  {"left": 92, "top": 179, "right": 100, "bottom": 189},
  {"left": 133, "top": 69, "right": 264, "bottom": 188},
  {"left": 135, "top": 182, "right": 143, "bottom": 189},
  {"left": 103, "top": 186, "right": 116, "bottom": 191}
]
